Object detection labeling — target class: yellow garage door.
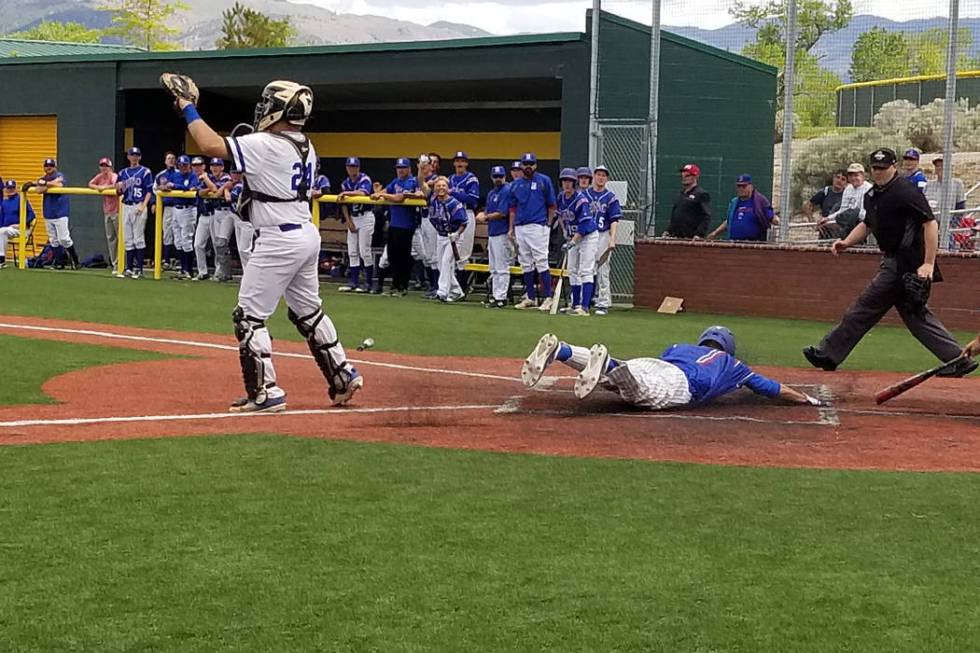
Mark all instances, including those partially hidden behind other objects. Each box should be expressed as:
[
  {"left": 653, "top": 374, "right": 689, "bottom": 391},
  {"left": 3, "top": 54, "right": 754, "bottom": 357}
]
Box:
[{"left": 0, "top": 115, "right": 57, "bottom": 256}]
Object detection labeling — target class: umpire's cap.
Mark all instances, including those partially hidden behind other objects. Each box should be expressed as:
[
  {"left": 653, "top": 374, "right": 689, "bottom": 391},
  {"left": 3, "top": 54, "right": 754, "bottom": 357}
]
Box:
[{"left": 697, "top": 325, "right": 736, "bottom": 356}]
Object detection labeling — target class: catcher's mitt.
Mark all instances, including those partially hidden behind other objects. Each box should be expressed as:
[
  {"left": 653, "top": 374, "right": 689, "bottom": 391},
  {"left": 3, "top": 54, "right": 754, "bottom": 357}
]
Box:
[
  {"left": 160, "top": 72, "right": 200, "bottom": 105},
  {"left": 902, "top": 272, "right": 932, "bottom": 312}
]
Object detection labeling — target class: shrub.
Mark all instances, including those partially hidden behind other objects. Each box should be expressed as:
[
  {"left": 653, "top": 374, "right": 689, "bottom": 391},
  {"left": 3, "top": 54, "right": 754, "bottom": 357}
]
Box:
[
  {"left": 775, "top": 110, "right": 801, "bottom": 144},
  {"left": 872, "top": 100, "right": 916, "bottom": 136}
]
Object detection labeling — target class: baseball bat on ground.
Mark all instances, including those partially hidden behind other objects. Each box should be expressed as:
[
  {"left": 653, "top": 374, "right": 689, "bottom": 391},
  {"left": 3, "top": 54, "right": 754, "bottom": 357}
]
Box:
[
  {"left": 874, "top": 353, "right": 969, "bottom": 404},
  {"left": 550, "top": 252, "right": 568, "bottom": 315}
]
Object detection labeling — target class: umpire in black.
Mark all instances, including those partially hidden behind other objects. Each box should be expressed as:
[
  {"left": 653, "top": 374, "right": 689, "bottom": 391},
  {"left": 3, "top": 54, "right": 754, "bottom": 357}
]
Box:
[{"left": 803, "top": 148, "right": 977, "bottom": 377}]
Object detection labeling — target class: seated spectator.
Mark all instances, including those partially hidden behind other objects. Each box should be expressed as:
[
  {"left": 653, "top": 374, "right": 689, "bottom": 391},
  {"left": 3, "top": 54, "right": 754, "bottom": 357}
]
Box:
[
  {"left": 902, "top": 148, "right": 928, "bottom": 193},
  {"left": 822, "top": 163, "right": 872, "bottom": 240},
  {"left": 803, "top": 169, "right": 847, "bottom": 239},
  {"left": 663, "top": 163, "right": 711, "bottom": 239},
  {"left": 1, "top": 179, "right": 37, "bottom": 268},
  {"left": 926, "top": 155, "right": 972, "bottom": 250},
  {"left": 707, "top": 174, "right": 777, "bottom": 241}
]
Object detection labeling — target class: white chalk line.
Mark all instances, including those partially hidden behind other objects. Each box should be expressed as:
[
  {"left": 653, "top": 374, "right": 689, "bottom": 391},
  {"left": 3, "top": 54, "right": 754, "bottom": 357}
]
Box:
[
  {"left": 509, "top": 408, "right": 829, "bottom": 427},
  {"left": 0, "top": 404, "right": 500, "bottom": 429}
]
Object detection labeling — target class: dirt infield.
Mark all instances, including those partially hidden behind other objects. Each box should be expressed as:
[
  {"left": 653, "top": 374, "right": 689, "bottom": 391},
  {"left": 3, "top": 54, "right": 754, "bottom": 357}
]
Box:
[{"left": 1, "top": 315, "right": 978, "bottom": 472}]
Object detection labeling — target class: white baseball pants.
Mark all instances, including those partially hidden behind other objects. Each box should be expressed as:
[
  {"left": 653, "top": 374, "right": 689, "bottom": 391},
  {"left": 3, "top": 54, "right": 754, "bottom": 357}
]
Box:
[
  {"left": 162, "top": 206, "right": 175, "bottom": 247},
  {"left": 595, "top": 230, "right": 612, "bottom": 308},
  {"left": 194, "top": 213, "right": 213, "bottom": 274},
  {"left": 436, "top": 235, "right": 464, "bottom": 300},
  {"left": 569, "top": 231, "right": 599, "bottom": 285},
  {"left": 560, "top": 344, "right": 692, "bottom": 410},
  {"left": 455, "top": 209, "right": 476, "bottom": 270},
  {"left": 234, "top": 218, "right": 254, "bottom": 269},
  {"left": 487, "top": 234, "right": 513, "bottom": 302},
  {"left": 515, "top": 223, "right": 549, "bottom": 273},
  {"left": 45, "top": 216, "right": 73, "bottom": 248},
  {"left": 346, "top": 214, "right": 375, "bottom": 268},
  {"left": 420, "top": 219, "right": 439, "bottom": 270},
  {"left": 211, "top": 208, "right": 235, "bottom": 278},
  {"left": 0, "top": 225, "right": 19, "bottom": 255},
  {"left": 173, "top": 206, "right": 196, "bottom": 252},
  {"left": 122, "top": 203, "right": 148, "bottom": 249}
]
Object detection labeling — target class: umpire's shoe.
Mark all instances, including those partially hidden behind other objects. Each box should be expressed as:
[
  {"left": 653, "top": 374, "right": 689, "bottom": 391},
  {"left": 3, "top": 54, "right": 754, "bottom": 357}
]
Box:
[
  {"left": 936, "top": 358, "right": 979, "bottom": 378},
  {"left": 803, "top": 346, "right": 837, "bottom": 372}
]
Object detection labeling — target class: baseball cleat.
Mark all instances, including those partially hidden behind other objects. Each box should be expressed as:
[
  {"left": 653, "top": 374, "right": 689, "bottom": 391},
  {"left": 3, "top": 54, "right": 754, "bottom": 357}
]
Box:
[
  {"left": 593, "top": 307, "right": 608, "bottom": 316},
  {"left": 194, "top": 272, "right": 210, "bottom": 281},
  {"left": 131, "top": 271, "right": 143, "bottom": 279},
  {"left": 228, "top": 394, "right": 287, "bottom": 414},
  {"left": 330, "top": 370, "right": 364, "bottom": 406},
  {"left": 575, "top": 344, "right": 609, "bottom": 399},
  {"left": 354, "top": 287, "right": 369, "bottom": 293},
  {"left": 570, "top": 307, "right": 590, "bottom": 317},
  {"left": 514, "top": 298, "right": 536, "bottom": 310},
  {"left": 521, "top": 333, "right": 559, "bottom": 388},
  {"left": 537, "top": 297, "right": 555, "bottom": 312},
  {"left": 337, "top": 285, "right": 353, "bottom": 293}
]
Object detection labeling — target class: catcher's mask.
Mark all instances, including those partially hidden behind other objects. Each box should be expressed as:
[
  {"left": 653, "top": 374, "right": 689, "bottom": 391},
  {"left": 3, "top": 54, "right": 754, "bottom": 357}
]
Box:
[
  {"left": 254, "top": 81, "right": 313, "bottom": 132},
  {"left": 697, "top": 325, "right": 736, "bottom": 357}
]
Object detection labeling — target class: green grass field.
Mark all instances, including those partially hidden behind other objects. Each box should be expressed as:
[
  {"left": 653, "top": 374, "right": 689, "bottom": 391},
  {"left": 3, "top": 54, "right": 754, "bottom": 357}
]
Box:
[{"left": 1, "top": 269, "right": 978, "bottom": 651}]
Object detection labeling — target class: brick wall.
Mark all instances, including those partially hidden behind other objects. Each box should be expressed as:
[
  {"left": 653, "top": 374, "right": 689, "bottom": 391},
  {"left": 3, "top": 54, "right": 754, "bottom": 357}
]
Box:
[{"left": 634, "top": 240, "right": 980, "bottom": 331}]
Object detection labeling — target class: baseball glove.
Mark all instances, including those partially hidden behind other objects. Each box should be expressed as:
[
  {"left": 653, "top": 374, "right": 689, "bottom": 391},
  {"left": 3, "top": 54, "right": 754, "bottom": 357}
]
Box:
[
  {"left": 160, "top": 72, "right": 200, "bottom": 105},
  {"left": 902, "top": 272, "right": 932, "bottom": 313}
]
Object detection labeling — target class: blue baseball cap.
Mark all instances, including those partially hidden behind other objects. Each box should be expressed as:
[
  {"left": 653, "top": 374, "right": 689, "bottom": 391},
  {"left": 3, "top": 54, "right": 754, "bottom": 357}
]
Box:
[
  {"left": 559, "top": 167, "right": 577, "bottom": 181},
  {"left": 903, "top": 148, "right": 920, "bottom": 160},
  {"left": 177, "top": 154, "right": 191, "bottom": 165},
  {"left": 453, "top": 151, "right": 468, "bottom": 161},
  {"left": 521, "top": 152, "right": 537, "bottom": 164},
  {"left": 395, "top": 157, "right": 411, "bottom": 168},
  {"left": 209, "top": 157, "right": 225, "bottom": 166},
  {"left": 735, "top": 174, "right": 753, "bottom": 185},
  {"left": 346, "top": 157, "right": 360, "bottom": 167},
  {"left": 43, "top": 158, "right": 56, "bottom": 167},
  {"left": 511, "top": 161, "right": 522, "bottom": 170},
  {"left": 576, "top": 166, "right": 593, "bottom": 178},
  {"left": 127, "top": 147, "right": 142, "bottom": 156},
  {"left": 490, "top": 166, "right": 506, "bottom": 177},
  {"left": 4, "top": 179, "right": 16, "bottom": 189}
]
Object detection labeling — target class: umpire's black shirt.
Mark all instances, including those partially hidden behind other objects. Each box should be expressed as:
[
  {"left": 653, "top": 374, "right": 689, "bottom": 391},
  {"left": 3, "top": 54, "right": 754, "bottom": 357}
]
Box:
[
  {"left": 863, "top": 172, "right": 940, "bottom": 279},
  {"left": 667, "top": 185, "right": 711, "bottom": 238}
]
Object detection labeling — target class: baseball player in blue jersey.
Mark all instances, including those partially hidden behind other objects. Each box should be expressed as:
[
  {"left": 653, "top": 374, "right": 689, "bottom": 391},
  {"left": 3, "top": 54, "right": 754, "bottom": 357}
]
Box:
[
  {"left": 523, "top": 327, "right": 828, "bottom": 409},
  {"left": 476, "top": 165, "right": 514, "bottom": 308},
  {"left": 35, "top": 158, "right": 79, "bottom": 269},
  {"left": 155, "top": 152, "right": 178, "bottom": 269},
  {"left": 191, "top": 156, "right": 220, "bottom": 280},
  {"left": 172, "top": 78, "right": 362, "bottom": 411},
  {"left": 160, "top": 155, "right": 200, "bottom": 279},
  {"left": 226, "top": 168, "right": 252, "bottom": 270},
  {"left": 509, "top": 152, "right": 557, "bottom": 311},
  {"left": 336, "top": 156, "right": 374, "bottom": 293},
  {"left": 0, "top": 180, "right": 36, "bottom": 269},
  {"left": 372, "top": 157, "right": 422, "bottom": 295},
  {"left": 587, "top": 165, "right": 623, "bottom": 315},
  {"left": 577, "top": 166, "right": 592, "bottom": 191},
  {"left": 416, "top": 156, "right": 442, "bottom": 298},
  {"left": 426, "top": 176, "right": 469, "bottom": 302},
  {"left": 902, "top": 149, "right": 928, "bottom": 193},
  {"left": 448, "top": 151, "right": 480, "bottom": 292},
  {"left": 207, "top": 158, "right": 235, "bottom": 281},
  {"left": 114, "top": 147, "right": 155, "bottom": 278},
  {"left": 556, "top": 168, "right": 599, "bottom": 316}
]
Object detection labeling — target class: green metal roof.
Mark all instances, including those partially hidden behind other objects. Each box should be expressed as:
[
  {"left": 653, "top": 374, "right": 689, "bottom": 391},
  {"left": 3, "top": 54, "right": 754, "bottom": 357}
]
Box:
[
  {"left": 0, "top": 32, "right": 585, "bottom": 66},
  {"left": 0, "top": 38, "right": 143, "bottom": 58}
]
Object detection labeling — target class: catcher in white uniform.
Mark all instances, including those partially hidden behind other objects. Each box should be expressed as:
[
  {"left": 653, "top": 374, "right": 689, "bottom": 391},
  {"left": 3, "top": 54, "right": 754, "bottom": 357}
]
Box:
[{"left": 166, "top": 74, "right": 363, "bottom": 412}]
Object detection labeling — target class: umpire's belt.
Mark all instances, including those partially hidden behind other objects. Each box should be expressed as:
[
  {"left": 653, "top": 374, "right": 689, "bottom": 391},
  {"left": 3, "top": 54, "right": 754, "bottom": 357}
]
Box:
[{"left": 255, "top": 223, "right": 302, "bottom": 237}]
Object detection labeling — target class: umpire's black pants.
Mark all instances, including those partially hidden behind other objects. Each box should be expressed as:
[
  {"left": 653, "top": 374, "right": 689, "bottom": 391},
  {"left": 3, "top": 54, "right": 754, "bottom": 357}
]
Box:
[
  {"left": 387, "top": 226, "right": 415, "bottom": 292},
  {"left": 819, "top": 255, "right": 962, "bottom": 365}
]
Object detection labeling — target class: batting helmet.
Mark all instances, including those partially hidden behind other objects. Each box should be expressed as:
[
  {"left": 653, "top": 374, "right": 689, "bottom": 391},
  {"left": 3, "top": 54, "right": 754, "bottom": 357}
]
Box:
[
  {"left": 254, "top": 80, "right": 313, "bottom": 132},
  {"left": 697, "top": 325, "right": 736, "bottom": 356}
]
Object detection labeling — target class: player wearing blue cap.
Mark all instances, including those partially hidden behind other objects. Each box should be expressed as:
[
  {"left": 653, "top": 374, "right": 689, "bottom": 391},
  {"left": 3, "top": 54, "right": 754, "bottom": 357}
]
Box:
[
  {"left": 336, "top": 156, "right": 374, "bottom": 292},
  {"left": 35, "top": 158, "right": 79, "bottom": 269},
  {"left": 556, "top": 168, "right": 599, "bottom": 316},
  {"left": 576, "top": 166, "right": 592, "bottom": 191},
  {"left": 476, "top": 165, "right": 514, "bottom": 307},
  {"left": 522, "top": 327, "right": 827, "bottom": 410},
  {"left": 372, "top": 157, "right": 423, "bottom": 295},
  {"left": 448, "top": 151, "right": 480, "bottom": 293},
  {"left": 154, "top": 152, "right": 178, "bottom": 269},
  {"left": 225, "top": 167, "right": 251, "bottom": 270},
  {"left": 902, "top": 149, "right": 928, "bottom": 193},
  {"left": 509, "top": 152, "right": 557, "bottom": 310},
  {"left": 415, "top": 154, "right": 442, "bottom": 298},
  {"left": 0, "top": 180, "right": 36, "bottom": 269},
  {"left": 191, "top": 156, "right": 220, "bottom": 280},
  {"left": 206, "top": 158, "right": 235, "bottom": 281},
  {"left": 426, "top": 176, "right": 468, "bottom": 302},
  {"left": 586, "top": 164, "right": 623, "bottom": 315},
  {"left": 160, "top": 154, "right": 201, "bottom": 279},
  {"left": 114, "top": 147, "right": 154, "bottom": 278}
]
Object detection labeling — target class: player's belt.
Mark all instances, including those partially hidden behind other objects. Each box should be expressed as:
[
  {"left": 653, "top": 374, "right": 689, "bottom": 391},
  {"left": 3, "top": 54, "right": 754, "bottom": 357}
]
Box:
[{"left": 123, "top": 201, "right": 141, "bottom": 205}]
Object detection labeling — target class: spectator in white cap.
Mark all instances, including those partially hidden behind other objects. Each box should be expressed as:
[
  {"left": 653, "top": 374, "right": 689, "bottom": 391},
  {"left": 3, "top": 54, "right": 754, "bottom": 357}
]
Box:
[{"left": 822, "top": 163, "right": 872, "bottom": 238}]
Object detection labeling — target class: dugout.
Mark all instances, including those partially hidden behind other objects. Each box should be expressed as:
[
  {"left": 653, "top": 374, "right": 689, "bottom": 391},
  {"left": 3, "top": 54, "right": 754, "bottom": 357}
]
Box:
[{"left": 0, "top": 11, "right": 775, "bottom": 265}]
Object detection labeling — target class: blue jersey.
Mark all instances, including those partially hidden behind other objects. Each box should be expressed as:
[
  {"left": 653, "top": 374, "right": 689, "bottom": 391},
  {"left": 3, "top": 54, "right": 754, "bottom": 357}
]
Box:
[
  {"left": 448, "top": 172, "right": 479, "bottom": 211},
  {"left": 1, "top": 195, "right": 36, "bottom": 228},
  {"left": 556, "top": 189, "right": 595, "bottom": 239},
  {"left": 208, "top": 173, "right": 232, "bottom": 210},
  {"left": 484, "top": 183, "right": 512, "bottom": 238},
  {"left": 154, "top": 168, "right": 176, "bottom": 207},
  {"left": 728, "top": 197, "right": 767, "bottom": 241},
  {"left": 586, "top": 187, "right": 622, "bottom": 232},
  {"left": 509, "top": 172, "right": 556, "bottom": 226},
  {"left": 907, "top": 168, "right": 928, "bottom": 194},
  {"left": 229, "top": 182, "right": 244, "bottom": 216},
  {"left": 385, "top": 175, "right": 420, "bottom": 230},
  {"left": 341, "top": 173, "right": 372, "bottom": 217},
  {"left": 41, "top": 172, "right": 69, "bottom": 218},
  {"left": 428, "top": 195, "right": 467, "bottom": 236},
  {"left": 117, "top": 165, "right": 154, "bottom": 205},
  {"left": 313, "top": 174, "right": 330, "bottom": 194},
  {"left": 167, "top": 169, "right": 200, "bottom": 208},
  {"left": 659, "top": 344, "right": 780, "bottom": 404}
]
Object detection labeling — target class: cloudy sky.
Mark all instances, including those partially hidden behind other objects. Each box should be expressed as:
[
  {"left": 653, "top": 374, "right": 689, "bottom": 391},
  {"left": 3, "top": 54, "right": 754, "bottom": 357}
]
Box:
[{"left": 292, "top": 0, "right": 973, "bottom": 35}]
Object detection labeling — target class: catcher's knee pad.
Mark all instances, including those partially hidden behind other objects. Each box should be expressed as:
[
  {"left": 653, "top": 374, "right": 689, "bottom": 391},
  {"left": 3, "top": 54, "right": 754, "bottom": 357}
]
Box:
[
  {"left": 287, "top": 308, "right": 355, "bottom": 400},
  {"left": 233, "top": 306, "right": 275, "bottom": 402}
]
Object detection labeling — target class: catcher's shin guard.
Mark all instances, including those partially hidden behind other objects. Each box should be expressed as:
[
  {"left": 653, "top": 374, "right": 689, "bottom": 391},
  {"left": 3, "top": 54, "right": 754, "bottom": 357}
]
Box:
[
  {"left": 288, "top": 307, "right": 357, "bottom": 401},
  {"left": 232, "top": 307, "right": 277, "bottom": 402}
]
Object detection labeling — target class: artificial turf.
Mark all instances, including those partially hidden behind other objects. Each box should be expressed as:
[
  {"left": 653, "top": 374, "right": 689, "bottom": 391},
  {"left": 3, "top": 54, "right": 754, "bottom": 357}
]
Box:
[
  {"left": 2, "top": 268, "right": 974, "bottom": 372},
  {"left": 0, "top": 435, "right": 978, "bottom": 652}
]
